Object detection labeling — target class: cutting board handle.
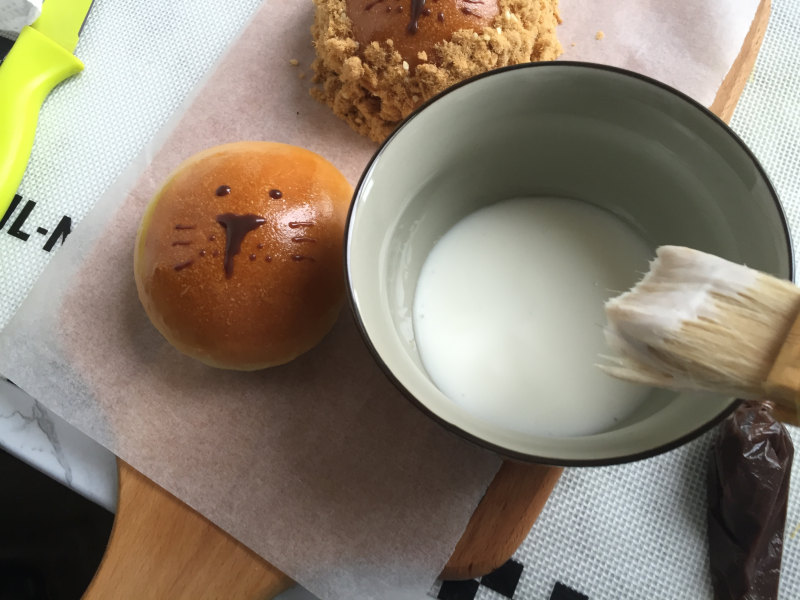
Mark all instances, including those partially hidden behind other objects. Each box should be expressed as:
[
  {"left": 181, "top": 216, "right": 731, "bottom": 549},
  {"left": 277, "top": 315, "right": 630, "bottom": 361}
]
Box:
[
  {"left": 442, "top": 461, "right": 563, "bottom": 580},
  {"left": 82, "top": 461, "right": 294, "bottom": 599},
  {"left": 82, "top": 460, "right": 560, "bottom": 598}
]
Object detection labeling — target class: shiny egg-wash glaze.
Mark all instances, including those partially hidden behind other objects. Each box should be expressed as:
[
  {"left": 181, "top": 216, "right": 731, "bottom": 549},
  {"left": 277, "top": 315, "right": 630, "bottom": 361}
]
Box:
[{"left": 134, "top": 142, "right": 353, "bottom": 370}]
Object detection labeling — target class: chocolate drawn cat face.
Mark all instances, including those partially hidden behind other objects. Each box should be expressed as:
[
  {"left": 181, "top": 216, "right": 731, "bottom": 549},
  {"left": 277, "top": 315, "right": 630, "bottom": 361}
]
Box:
[
  {"left": 134, "top": 142, "right": 353, "bottom": 370},
  {"left": 169, "top": 187, "right": 319, "bottom": 279},
  {"left": 162, "top": 173, "right": 324, "bottom": 282}
]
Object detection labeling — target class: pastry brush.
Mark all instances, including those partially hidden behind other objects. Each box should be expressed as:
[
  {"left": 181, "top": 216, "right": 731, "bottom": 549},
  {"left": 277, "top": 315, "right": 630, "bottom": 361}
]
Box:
[{"left": 602, "top": 245, "right": 800, "bottom": 422}]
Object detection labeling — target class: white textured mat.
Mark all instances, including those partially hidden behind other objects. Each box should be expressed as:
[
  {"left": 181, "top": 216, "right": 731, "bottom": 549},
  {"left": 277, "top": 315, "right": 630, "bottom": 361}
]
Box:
[
  {"left": 501, "top": 427, "right": 800, "bottom": 600},
  {"left": 0, "top": 0, "right": 263, "bottom": 329}
]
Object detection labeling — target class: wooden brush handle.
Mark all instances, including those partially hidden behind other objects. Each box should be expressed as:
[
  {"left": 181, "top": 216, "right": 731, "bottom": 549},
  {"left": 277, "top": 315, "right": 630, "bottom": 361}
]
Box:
[
  {"left": 705, "top": 0, "right": 798, "bottom": 428},
  {"left": 765, "top": 311, "right": 800, "bottom": 427}
]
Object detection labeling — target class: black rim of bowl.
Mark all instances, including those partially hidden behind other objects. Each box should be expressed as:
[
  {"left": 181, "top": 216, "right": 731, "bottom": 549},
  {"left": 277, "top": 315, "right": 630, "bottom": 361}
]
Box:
[{"left": 343, "top": 61, "right": 794, "bottom": 467}]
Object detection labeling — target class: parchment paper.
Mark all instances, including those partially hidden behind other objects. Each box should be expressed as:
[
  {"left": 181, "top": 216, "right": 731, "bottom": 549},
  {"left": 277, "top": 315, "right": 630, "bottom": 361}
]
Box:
[
  {"left": 557, "top": 0, "right": 759, "bottom": 107},
  {"left": 0, "top": 0, "right": 761, "bottom": 598}
]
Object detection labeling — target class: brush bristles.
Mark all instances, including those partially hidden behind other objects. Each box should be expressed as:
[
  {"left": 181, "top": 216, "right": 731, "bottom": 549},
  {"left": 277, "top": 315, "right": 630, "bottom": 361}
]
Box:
[{"left": 602, "top": 246, "right": 800, "bottom": 401}]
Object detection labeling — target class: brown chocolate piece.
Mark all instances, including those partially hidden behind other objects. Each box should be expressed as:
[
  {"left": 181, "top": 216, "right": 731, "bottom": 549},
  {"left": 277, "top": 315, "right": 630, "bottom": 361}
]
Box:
[
  {"left": 215, "top": 213, "right": 266, "bottom": 278},
  {"left": 707, "top": 402, "right": 794, "bottom": 600}
]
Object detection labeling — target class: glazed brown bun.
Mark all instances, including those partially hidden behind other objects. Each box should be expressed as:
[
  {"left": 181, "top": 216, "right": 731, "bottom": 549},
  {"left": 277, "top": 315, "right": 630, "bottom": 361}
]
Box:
[
  {"left": 134, "top": 142, "right": 353, "bottom": 370},
  {"left": 345, "top": 0, "right": 499, "bottom": 67}
]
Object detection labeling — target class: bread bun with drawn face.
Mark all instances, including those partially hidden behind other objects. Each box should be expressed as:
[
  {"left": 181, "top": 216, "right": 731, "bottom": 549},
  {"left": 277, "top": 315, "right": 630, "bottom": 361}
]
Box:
[{"left": 134, "top": 141, "right": 353, "bottom": 370}]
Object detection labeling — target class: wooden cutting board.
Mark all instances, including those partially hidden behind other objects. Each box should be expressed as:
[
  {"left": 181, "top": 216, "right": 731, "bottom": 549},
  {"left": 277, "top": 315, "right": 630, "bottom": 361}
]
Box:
[{"left": 82, "top": 1, "right": 771, "bottom": 597}]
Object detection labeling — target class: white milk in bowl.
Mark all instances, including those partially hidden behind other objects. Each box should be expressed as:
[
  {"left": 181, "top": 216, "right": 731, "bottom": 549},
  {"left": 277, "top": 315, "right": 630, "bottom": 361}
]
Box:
[{"left": 412, "top": 197, "right": 652, "bottom": 437}]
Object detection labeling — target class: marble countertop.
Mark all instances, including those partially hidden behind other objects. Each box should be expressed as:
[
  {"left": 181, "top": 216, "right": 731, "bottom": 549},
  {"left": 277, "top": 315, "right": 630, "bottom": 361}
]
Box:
[
  {"left": 0, "top": 377, "right": 328, "bottom": 600},
  {"left": 0, "top": 378, "right": 117, "bottom": 513}
]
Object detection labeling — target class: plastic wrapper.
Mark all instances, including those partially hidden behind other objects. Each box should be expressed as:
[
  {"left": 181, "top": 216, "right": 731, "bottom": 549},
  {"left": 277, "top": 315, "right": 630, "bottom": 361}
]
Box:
[{"left": 708, "top": 402, "right": 794, "bottom": 600}]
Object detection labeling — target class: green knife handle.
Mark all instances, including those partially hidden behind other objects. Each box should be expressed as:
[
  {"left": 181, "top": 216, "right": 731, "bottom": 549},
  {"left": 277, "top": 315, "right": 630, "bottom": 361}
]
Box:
[{"left": 0, "top": 25, "right": 83, "bottom": 218}]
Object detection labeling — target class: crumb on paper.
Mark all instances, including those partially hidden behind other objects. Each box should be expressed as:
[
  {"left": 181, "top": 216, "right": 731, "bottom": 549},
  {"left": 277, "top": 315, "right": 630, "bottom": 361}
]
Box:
[
  {"left": 570, "top": 42, "right": 575, "bottom": 47},
  {"left": 309, "top": 0, "right": 562, "bottom": 142},
  {"left": 791, "top": 520, "right": 800, "bottom": 539},
  {"left": 289, "top": 58, "right": 300, "bottom": 66},
  {"left": 595, "top": 30, "right": 604, "bottom": 40}
]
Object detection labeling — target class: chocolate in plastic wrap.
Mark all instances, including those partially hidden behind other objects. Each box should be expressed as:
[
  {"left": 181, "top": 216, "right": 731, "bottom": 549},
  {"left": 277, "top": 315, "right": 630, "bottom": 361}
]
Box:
[{"left": 708, "top": 402, "right": 794, "bottom": 600}]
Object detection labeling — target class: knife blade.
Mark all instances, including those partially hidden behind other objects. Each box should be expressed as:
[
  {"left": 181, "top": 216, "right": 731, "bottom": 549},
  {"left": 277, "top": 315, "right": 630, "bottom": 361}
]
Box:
[
  {"left": 0, "top": 0, "right": 93, "bottom": 220},
  {"left": 0, "top": 35, "right": 13, "bottom": 63}
]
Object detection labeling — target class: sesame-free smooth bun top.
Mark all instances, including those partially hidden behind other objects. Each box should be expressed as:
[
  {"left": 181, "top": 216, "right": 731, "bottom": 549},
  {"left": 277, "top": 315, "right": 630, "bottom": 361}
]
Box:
[
  {"left": 346, "top": 0, "right": 499, "bottom": 68},
  {"left": 134, "top": 142, "right": 353, "bottom": 370}
]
